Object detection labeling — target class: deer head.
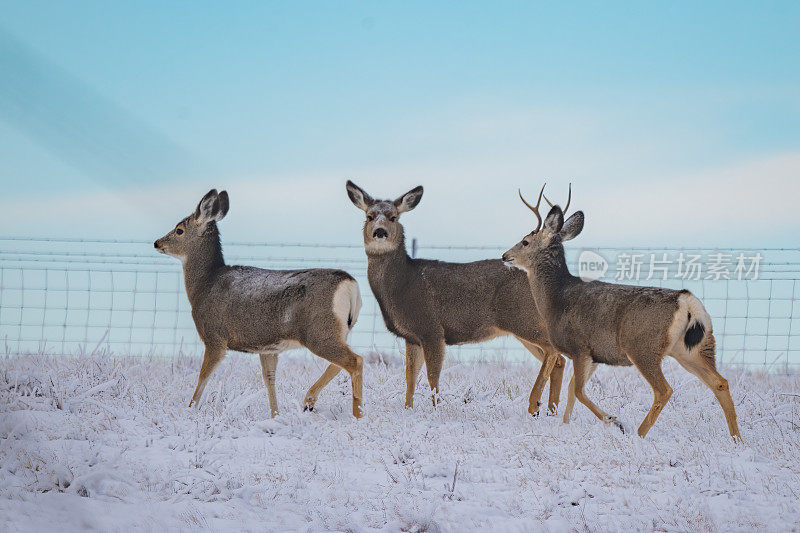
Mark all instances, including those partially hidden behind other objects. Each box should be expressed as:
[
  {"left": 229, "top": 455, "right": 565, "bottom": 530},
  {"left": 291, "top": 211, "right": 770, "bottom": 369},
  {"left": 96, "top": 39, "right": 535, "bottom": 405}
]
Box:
[
  {"left": 154, "top": 189, "right": 229, "bottom": 261},
  {"left": 502, "top": 184, "right": 584, "bottom": 273},
  {"left": 345, "top": 180, "right": 423, "bottom": 255}
]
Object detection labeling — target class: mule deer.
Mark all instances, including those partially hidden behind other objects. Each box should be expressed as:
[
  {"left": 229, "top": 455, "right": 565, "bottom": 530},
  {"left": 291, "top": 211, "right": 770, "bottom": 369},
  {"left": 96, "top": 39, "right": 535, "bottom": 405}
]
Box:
[
  {"left": 502, "top": 185, "right": 741, "bottom": 439},
  {"left": 154, "top": 189, "right": 365, "bottom": 418},
  {"left": 345, "top": 180, "right": 565, "bottom": 414}
]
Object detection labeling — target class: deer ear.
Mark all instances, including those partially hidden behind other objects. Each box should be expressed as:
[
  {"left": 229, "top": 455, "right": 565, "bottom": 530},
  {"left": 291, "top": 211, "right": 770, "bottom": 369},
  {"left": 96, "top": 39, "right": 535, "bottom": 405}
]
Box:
[
  {"left": 560, "top": 211, "right": 584, "bottom": 241},
  {"left": 195, "top": 189, "right": 222, "bottom": 224},
  {"left": 543, "top": 205, "right": 564, "bottom": 235},
  {"left": 216, "top": 191, "right": 230, "bottom": 221},
  {"left": 394, "top": 185, "right": 423, "bottom": 213},
  {"left": 346, "top": 180, "right": 374, "bottom": 212}
]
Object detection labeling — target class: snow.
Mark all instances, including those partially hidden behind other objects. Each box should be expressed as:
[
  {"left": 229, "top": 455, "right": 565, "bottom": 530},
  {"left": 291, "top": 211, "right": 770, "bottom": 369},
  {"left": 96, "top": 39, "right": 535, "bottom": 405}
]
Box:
[{"left": 1, "top": 350, "right": 799, "bottom": 532}]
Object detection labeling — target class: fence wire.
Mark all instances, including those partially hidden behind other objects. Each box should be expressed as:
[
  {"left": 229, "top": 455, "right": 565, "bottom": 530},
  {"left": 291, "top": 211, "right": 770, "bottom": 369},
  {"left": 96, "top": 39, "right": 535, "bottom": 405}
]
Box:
[{"left": 0, "top": 237, "right": 798, "bottom": 372}]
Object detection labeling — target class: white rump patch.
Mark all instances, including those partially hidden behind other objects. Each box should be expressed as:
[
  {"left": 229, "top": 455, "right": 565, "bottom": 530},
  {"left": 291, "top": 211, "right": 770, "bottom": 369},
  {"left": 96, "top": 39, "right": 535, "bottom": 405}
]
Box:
[
  {"left": 332, "top": 279, "right": 362, "bottom": 337},
  {"left": 666, "top": 292, "right": 712, "bottom": 354}
]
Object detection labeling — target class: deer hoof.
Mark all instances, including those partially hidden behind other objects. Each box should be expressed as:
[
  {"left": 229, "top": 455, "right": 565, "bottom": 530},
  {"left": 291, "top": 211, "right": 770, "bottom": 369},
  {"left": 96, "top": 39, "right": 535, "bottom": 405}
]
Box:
[
  {"left": 605, "top": 416, "right": 625, "bottom": 433},
  {"left": 302, "top": 397, "right": 316, "bottom": 412}
]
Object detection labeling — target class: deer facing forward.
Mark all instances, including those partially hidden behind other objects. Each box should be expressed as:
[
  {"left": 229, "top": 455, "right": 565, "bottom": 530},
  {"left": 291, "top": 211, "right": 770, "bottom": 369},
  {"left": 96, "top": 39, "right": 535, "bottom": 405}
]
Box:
[
  {"left": 154, "top": 189, "right": 365, "bottom": 418},
  {"left": 345, "top": 180, "right": 565, "bottom": 414},
  {"left": 502, "top": 185, "right": 741, "bottom": 439}
]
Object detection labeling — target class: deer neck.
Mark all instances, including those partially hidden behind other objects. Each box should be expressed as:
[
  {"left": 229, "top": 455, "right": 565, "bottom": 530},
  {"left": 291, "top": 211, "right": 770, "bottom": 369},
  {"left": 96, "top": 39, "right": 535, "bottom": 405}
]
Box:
[
  {"left": 526, "top": 243, "right": 573, "bottom": 319},
  {"left": 182, "top": 228, "right": 226, "bottom": 305},
  {"left": 365, "top": 232, "right": 411, "bottom": 295}
]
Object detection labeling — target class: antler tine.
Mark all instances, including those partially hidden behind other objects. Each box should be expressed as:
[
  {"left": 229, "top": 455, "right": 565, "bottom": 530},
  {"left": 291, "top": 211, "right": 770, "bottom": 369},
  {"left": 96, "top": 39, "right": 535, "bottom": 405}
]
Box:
[
  {"left": 518, "top": 183, "right": 546, "bottom": 232},
  {"left": 542, "top": 182, "right": 572, "bottom": 215}
]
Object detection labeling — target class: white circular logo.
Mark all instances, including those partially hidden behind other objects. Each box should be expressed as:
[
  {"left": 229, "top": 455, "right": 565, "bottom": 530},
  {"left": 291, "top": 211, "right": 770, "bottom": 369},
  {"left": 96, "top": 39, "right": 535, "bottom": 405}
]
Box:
[{"left": 577, "top": 250, "right": 608, "bottom": 281}]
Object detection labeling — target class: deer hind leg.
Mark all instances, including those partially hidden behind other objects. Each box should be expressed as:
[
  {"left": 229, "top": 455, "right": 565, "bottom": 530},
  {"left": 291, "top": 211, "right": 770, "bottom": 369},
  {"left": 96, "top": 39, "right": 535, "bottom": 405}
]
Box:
[
  {"left": 303, "top": 364, "right": 342, "bottom": 413},
  {"left": 421, "top": 338, "right": 446, "bottom": 406},
  {"left": 518, "top": 338, "right": 564, "bottom": 414},
  {"left": 572, "top": 355, "right": 623, "bottom": 432},
  {"left": 304, "top": 338, "right": 364, "bottom": 418},
  {"left": 563, "top": 361, "right": 596, "bottom": 424},
  {"left": 190, "top": 344, "right": 226, "bottom": 407},
  {"left": 259, "top": 352, "right": 280, "bottom": 417},
  {"left": 628, "top": 355, "right": 673, "bottom": 438},
  {"left": 673, "top": 337, "right": 741, "bottom": 440},
  {"left": 405, "top": 341, "right": 425, "bottom": 408}
]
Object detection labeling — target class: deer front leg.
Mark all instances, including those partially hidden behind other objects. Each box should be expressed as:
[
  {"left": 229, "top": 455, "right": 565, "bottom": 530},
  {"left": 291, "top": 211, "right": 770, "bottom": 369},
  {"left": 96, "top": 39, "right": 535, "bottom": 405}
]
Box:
[
  {"left": 421, "top": 337, "right": 446, "bottom": 406},
  {"left": 572, "top": 355, "right": 623, "bottom": 432},
  {"left": 563, "top": 360, "right": 596, "bottom": 424},
  {"left": 259, "top": 352, "right": 280, "bottom": 417},
  {"left": 527, "top": 348, "right": 559, "bottom": 416},
  {"left": 518, "top": 337, "right": 565, "bottom": 414},
  {"left": 405, "top": 341, "right": 424, "bottom": 408},
  {"left": 190, "top": 344, "right": 226, "bottom": 407},
  {"left": 547, "top": 355, "right": 565, "bottom": 414}
]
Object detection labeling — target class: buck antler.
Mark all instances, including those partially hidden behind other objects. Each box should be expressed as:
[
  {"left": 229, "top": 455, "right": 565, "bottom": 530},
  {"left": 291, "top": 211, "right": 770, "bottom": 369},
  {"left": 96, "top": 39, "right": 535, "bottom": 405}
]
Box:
[
  {"left": 518, "top": 183, "right": 547, "bottom": 232},
  {"left": 543, "top": 183, "right": 571, "bottom": 215},
  {"left": 544, "top": 183, "right": 572, "bottom": 215}
]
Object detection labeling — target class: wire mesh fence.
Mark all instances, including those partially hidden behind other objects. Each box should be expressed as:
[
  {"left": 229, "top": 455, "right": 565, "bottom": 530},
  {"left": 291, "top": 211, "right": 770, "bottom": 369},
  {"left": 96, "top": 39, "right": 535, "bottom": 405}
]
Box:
[{"left": 1, "top": 237, "right": 798, "bottom": 372}]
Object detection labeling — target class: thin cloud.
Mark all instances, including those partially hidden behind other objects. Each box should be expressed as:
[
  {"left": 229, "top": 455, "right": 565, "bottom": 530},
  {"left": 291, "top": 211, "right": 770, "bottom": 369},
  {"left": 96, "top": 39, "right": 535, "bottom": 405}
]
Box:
[{"left": 1, "top": 151, "right": 797, "bottom": 249}]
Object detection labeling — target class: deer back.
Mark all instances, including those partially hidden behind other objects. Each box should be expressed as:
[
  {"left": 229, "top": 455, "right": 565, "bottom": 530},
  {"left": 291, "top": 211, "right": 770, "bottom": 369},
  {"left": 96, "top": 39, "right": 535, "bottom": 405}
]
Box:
[{"left": 191, "top": 266, "right": 356, "bottom": 352}]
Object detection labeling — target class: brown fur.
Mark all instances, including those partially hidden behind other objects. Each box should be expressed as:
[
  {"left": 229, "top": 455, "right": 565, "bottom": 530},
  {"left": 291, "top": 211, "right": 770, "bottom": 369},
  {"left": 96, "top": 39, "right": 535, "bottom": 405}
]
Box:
[
  {"left": 346, "top": 181, "right": 565, "bottom": 414},
  {"left": 503, "top": 200, "right": 741, "bottom": 439},
  {"left": 155, "top": 189, "right": 365, "bottom": 418}
]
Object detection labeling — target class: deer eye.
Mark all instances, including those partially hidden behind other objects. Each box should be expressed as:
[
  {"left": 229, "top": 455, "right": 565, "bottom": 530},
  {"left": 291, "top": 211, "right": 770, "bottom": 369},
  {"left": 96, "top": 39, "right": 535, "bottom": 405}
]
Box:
[
  {"left": 522, "top": 240, "right": 529, "bottom": 246},
  {"left": 367, "top": 214, "right": 375, "bottom": 221},
  {"left": 176, "top": 228, "right": 184, "bottom": 235},
  {"left": 389, "top": 216, "right": 396, "bottom": 222}
]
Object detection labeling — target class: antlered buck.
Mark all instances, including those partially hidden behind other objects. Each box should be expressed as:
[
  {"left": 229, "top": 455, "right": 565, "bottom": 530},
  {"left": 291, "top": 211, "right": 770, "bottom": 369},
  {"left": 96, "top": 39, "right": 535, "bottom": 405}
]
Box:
[
  {"left": 345, "top": 181, "right": 565, "bottom": 414},
  {"left": 502, "top": 185, "right": 741, "bottom": 439},
  {"left": 154, "top": 189, "right": 365, "bottom": 418}
]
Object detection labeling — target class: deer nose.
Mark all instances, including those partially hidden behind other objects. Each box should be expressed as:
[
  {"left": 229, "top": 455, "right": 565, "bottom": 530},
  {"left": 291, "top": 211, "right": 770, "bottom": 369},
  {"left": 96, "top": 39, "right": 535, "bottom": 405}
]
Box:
[
  {"left": 501, "top": 253, "right": 509, "bottom": 262},
  {"left": 373, "top": 228, "right": 388, "bottom": 239},
  {"left": 154, "top": 241, "right": 160, "bottom": 249}
]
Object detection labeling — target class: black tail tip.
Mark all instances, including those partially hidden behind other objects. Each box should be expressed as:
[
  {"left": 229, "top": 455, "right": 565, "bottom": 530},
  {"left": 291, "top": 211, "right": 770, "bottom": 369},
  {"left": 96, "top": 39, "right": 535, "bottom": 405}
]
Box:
[{"left": 684, "top": 321, "right": 705, "bottom": 349}]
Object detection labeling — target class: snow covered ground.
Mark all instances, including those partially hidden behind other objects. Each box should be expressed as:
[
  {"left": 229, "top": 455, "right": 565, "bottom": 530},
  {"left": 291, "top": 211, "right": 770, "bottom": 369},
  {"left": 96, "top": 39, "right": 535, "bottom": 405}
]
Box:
[{"left": 1, "top": 351, "right": 799, "bottom": 532}]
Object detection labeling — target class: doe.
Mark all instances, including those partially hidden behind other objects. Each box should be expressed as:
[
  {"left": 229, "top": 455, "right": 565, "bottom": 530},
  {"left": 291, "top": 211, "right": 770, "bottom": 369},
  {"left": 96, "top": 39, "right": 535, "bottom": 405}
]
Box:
[
  {"left": 502, "top": 185, "right": 741, "bottom": 439},
  {"left": 155, "top": 189, "right": 365, "bottom": 418},
  {"left": 345, "top": 180, "right": 565, "bottom": 414}
]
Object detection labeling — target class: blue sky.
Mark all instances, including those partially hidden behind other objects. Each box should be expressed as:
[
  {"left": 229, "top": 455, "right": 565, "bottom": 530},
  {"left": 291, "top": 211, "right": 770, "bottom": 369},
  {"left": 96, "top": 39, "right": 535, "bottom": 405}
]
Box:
[{"left": 1, "top": 1, "right": 799, "bottom": 246}]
